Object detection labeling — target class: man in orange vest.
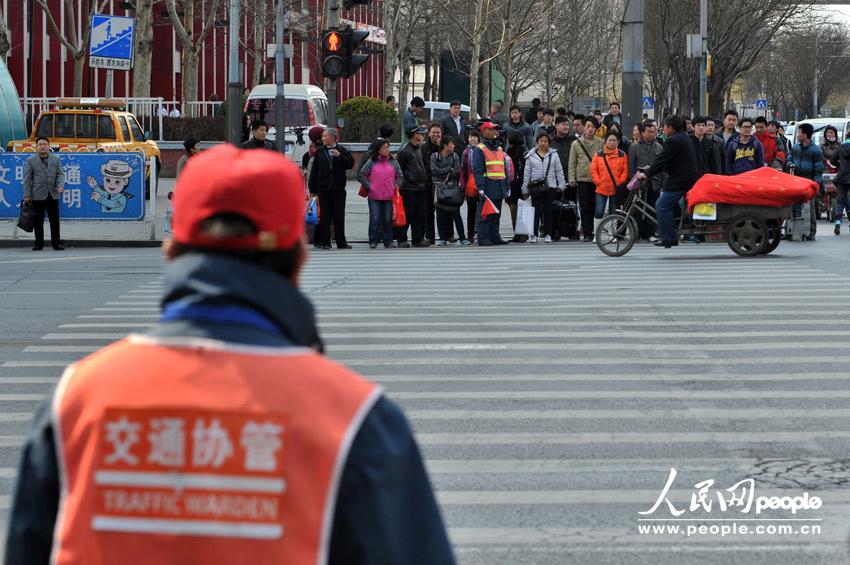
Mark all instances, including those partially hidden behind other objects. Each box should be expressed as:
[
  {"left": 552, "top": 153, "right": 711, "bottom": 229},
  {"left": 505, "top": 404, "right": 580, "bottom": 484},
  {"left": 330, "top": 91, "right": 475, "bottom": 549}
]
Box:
[
  {"left": 6, "top": 145, "right": 456, "bottom": 565},
  {"left": 472, "top": 121, "right": 511, "bottom": 246}
]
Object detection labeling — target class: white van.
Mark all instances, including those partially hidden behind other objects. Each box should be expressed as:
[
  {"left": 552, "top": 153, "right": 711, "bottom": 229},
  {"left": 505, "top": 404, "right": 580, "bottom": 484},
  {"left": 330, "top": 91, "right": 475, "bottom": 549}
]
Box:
[
  {"left": 417, "top": 101, "right": 480, "bottom": 124},
  {"left": 244, "top": 84, "right": 329, "bottom": 164}
]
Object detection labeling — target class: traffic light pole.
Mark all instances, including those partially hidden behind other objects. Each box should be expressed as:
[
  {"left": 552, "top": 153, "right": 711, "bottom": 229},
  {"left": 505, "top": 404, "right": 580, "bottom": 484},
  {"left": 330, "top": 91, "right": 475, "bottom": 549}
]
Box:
[
  {"left": 227, "top": 0, "right": 243, "bottom": 146},
  {"left": 327, "top": 0, "right": 339, "bottom": 128},
  {"left": 275, "top": 0, "right": 287, "bottom": 154}
]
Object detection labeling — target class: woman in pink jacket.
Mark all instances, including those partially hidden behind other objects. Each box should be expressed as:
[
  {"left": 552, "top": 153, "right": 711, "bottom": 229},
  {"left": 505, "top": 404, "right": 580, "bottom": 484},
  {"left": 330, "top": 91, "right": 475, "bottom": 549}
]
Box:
[{"left": 357, "top": 137, "right": 402, "bottom": 248}]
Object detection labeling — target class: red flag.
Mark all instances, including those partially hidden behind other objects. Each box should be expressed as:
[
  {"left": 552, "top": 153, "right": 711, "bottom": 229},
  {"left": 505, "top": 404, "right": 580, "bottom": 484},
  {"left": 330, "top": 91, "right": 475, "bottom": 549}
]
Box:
[{"left": 480, "top": 195, "right": 498, "bottom": 219}]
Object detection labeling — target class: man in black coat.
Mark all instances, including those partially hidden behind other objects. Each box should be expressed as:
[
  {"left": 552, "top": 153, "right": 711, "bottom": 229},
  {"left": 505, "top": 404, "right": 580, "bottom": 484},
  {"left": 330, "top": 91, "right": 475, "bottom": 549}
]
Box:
[
  {"left": 440, "top": 100, "right": 466, "bottom": 154},
  {"left": 636, "top": 115, "right": 699, "bottom": 248},
  {"left": 420, "top": 124, "right": 443, "bottom": 243},
  {"left": 396, "top": 126, "right": 430, "bottom": 247},
  {"left": 525, "top": 98, "right": 542, "bottom": 125},
  {"left": 308, "top": 128, "right": 355, "bottom": 249},
  {"left": 241, "top": 120, "right": 277, "bottom": 150}
]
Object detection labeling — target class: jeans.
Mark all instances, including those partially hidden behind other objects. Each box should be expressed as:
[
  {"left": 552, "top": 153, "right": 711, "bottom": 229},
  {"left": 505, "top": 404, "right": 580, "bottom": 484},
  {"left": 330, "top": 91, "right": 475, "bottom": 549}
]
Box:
[
  {"left": 426, "top": 187, "right": 436, "bottom": 241},
  {"left": 594, "top": 193, "right": 616, "bottom": 219},
  {"left": 32, "top": 195, "right": 61, "bottom": 247},
  {"left": 656, "top": 191, "right": 685, "bottom": 242},
  {"left": 368, "top": 199, "right": 393, "bottom": 245},
  {"left": 317, "top": 190, "right": 347, "bottom": 247},
  {"left": 836, "top": 184, "right": 850, "bottom": 223},
  {"left": 476, "top": 197, "right": 503, "bottom": 244},
  {"left": 437, "top": 207, "right": 466, "bottom": 241},
  {"left": 576, "top": 182, "right": 596, "bottom": 236},
  {"left": 533, "top": 190, "right": 554, "bottom": 237}
]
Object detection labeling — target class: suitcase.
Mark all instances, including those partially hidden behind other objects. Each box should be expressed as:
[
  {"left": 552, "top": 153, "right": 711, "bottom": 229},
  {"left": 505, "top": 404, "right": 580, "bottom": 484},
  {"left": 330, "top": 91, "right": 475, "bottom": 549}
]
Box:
[{"left": 553, "top": 198, "right": 579, "bottom": 240}]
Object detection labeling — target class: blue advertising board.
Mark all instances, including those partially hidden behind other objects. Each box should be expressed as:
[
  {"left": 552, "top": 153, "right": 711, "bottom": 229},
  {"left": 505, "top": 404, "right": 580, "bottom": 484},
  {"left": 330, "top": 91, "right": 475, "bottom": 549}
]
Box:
[
  {"left": 0, "top": 153, "right": 146, "bottom": 220},
  {"left": 89, "top": 14, "right": 136, "bottom": 70}
]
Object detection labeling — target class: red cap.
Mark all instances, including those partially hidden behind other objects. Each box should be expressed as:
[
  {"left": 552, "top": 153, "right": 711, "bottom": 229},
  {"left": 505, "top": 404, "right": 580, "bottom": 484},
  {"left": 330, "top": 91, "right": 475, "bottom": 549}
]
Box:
[
  {"left": 480, "top": 121, "right": 501, "bottom": 131},
  {"left": 172, "top": 145, "right": 305, "bottom": 251}
]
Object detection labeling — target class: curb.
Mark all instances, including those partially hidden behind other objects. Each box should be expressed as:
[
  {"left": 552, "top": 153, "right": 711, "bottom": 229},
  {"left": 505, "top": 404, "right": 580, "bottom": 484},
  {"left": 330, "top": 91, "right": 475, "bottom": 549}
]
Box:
[{"left": 0, "top": 240, "right": 163, "bottom": 249}]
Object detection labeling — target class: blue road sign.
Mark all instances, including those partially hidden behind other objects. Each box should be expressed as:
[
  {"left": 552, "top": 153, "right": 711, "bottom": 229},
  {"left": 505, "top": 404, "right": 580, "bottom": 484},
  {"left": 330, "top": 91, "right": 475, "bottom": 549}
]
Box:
[
  {"left": 756, "top": 99, "right": 767, "bottom": 110},
  {"left": 89, "top": 14, "right": 136, "bottom": 71},
  {"left": 642, "top": 96, "right": 654, "bottom": 110},
  {"left": 0, "top": 153, "right": 145, "bottom": 220}
]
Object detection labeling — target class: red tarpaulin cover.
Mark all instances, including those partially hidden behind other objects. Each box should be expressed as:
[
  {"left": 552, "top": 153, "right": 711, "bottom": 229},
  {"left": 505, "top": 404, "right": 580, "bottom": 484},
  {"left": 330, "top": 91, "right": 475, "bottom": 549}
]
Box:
[{"left": 687, "top": 168, "right": 819, "bottom": 213}]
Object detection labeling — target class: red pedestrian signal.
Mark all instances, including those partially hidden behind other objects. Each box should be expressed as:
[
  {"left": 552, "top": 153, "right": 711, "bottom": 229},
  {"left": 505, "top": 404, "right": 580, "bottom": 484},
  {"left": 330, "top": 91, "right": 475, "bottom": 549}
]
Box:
[
  {"left": 324, "top": 31, "right": 341, "bottom": 52},
  {"left": 322, "top": 30, "right": 345, "bottom": 79}
]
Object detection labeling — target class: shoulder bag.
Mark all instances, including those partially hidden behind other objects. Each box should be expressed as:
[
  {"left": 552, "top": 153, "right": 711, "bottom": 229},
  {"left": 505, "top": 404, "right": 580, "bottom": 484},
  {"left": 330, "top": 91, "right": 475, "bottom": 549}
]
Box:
[
  {"left": 601, "top": 151, "right": 626, "bottom": 193},
  {"left": 435, "top": 155, "right": 464, "bottom": 208},
  {"left": 527, "top": 153, "right": 553, "bottom": 202}
]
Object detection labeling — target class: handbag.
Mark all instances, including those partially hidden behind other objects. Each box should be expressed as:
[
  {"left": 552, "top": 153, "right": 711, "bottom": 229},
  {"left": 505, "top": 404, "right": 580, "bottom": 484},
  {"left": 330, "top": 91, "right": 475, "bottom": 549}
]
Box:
[
  {"left": 305, "top": 197, "right": 318, "bottom": 226},
  {"left": 435, "top": 173, "right": 464, "bottom": 208},
  {"left": 392, "top": 188, "right": 407, "bottom": 227},
  {"left": 17, "top": 200, "right": 36, "bottom": 233},
  {"left": 358, "top": 185, "right": 369, "bottom": 198},
  {"left": 527, "top": 153, "right": 552, "bottom": 200}
]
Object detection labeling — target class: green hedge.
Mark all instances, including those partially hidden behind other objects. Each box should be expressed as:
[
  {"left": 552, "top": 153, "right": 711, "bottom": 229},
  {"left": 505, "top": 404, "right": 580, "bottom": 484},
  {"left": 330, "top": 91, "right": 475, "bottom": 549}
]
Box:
[
  {"left": 337, "top": 96, "right": 398, "bottom": 142},
  {"left": 153, "top": 117, "right": 228, "bottom": 142}
]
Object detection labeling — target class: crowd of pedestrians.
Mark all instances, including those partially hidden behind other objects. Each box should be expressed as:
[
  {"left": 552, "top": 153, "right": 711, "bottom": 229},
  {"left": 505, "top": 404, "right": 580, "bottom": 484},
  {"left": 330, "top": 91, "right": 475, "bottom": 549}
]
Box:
[{"left": 295, "top": 97, "right": 846, "bottom": 248}]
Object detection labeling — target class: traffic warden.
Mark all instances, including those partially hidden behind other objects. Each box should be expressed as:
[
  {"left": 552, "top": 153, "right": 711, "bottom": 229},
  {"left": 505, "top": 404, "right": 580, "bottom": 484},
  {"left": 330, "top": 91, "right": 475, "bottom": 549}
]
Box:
[
  {"left": 472, "top": 121, "right": 511, "bottom": 246},
  {"left": 5, "top": 145, "right": 456, "bottom": 565}
]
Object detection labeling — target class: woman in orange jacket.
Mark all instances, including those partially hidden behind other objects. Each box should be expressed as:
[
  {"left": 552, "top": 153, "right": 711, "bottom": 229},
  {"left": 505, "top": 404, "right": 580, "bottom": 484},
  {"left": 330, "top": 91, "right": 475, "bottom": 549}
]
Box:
[{"left": 590, "top": 131, "right": 629, "bottom": 239}]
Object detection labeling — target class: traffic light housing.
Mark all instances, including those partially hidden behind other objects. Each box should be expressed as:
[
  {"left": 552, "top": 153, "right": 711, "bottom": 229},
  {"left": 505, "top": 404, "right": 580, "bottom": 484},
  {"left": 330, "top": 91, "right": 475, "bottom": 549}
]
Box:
[
  {"left": 342, "top": 28, "right": 370, "bottom": 77},
  {"left": 321, "top": 27, "right": 370, "bottom": 79},
  {"left": 342, "top": 0, "right": 371, "bottom": 9},
  {"left": 322, "top": 30, "right": 345, "bottom": 79}
]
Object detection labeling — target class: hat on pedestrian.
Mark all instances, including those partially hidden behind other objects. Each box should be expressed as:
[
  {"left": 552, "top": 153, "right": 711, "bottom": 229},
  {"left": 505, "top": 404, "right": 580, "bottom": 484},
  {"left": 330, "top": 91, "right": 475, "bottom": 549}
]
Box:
[
  {"left": 479, "top": 121, "right": 500, "bottom": 131},
  {"left": 172, "top": 145, "right": 304, "bottom": 251},
  {"left": 406, "top": 125, "right": 427, "bottom": 138},
  {"left": 308, "top": 126, "right": 325, "bottom": 144},
  {"left": 100, "top": 160, "right": 134, "bottom": 178}
]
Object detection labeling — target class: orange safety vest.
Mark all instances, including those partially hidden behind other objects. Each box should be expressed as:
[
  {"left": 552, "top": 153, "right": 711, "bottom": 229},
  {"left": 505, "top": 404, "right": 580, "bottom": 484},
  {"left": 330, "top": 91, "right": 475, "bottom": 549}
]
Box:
[
  {"left": 50, "top": 335, "right": 381, "bottom": 565},
  {"left": 478, "top": 143, "right": 506, "bottom": 180}
]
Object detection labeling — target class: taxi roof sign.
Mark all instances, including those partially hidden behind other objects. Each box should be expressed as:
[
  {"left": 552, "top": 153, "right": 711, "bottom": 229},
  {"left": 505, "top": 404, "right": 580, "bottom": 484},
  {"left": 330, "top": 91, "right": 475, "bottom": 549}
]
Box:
[{"left": 55, "top": 98, "right": 126, "bottom": 110}]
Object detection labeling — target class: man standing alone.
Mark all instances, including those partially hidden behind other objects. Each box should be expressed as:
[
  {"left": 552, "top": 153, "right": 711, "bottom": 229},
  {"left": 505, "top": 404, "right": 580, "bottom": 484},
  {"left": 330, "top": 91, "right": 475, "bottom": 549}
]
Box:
[
  {"left": 308, "top": 128, "right": 354, "bottom": 249},
  {"left": 397, "top": 126, "right": 430, "bottom": 247},
  {"left": 23, "top": 137, "right": 65, "bottom": 251},
  {"left": 472, "top": 122, "right": 511, "bottom": 246}
]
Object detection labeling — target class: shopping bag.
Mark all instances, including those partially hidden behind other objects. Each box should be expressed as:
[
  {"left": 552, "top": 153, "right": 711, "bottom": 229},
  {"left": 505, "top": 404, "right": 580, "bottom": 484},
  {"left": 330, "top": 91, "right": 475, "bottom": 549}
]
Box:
[
  {"left": 305, "top": 197, "right": 318, "bottom": 225},
  {"left": 392, "top": 189, "right": 407, "bottom": 227},
  {"left": 515, "top": 198, "right": 535, "bottom": 235},
  {"left": 626, "top": 174, "right": 641, "bottom": 191},
  {"left": 358, "top": 185, "right": 369, "bottom": 198},
  {"left": 16, "top": 200, "right": 36, "bottom": 233}
]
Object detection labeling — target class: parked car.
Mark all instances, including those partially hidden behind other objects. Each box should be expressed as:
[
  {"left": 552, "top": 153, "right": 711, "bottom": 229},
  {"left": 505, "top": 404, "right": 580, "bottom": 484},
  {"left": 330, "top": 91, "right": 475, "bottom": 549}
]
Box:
[
  {"left": 244, "top": 84, "right": 329, "bottom": 165},
  {"left": 416, "top": 101, "right": 480, "bottom": 125},
  {"left": 793, "top": 118, "right": 850, "bottom": 146}
]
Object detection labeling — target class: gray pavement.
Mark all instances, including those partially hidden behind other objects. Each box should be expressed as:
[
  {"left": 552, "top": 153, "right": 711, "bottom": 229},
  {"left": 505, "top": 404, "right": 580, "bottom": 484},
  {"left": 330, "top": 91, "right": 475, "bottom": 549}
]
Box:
[{"left": 0, "top": 230, "right": 850, "bottom": 563}]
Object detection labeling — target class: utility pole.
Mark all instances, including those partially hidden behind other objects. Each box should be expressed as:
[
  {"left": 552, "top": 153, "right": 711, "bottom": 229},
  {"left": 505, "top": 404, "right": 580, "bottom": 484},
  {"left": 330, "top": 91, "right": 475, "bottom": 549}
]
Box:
[
  {"left": 227, "top": 0, "right": 242, "bottom": 145},
  {"left": 699, "top": 0, "right": 707, "bottom": 115},
  {"left": 621, "top": 0, "right": 643, "bottom": 128},
  {"left": 275, "top": 0, "right": 287, "bottom": 155},
  {"left": 813, "top": 33, "right": 819, "bottom": 118},
  {"left": 327, "top": 0, "right": 340, "bottom": 128}
]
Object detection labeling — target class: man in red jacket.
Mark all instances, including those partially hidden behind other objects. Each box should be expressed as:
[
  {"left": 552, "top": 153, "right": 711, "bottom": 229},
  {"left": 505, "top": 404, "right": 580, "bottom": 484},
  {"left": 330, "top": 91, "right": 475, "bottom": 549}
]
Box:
[{"left": 754, "top": 116, "right": 785, "bottom": 169}]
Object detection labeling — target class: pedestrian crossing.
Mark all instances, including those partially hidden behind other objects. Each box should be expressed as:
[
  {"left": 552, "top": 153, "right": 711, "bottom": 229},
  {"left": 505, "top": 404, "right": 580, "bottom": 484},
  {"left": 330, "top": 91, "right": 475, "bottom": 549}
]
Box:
[{"left": 1, "top": 243, "right": 850, "bottom": 563}]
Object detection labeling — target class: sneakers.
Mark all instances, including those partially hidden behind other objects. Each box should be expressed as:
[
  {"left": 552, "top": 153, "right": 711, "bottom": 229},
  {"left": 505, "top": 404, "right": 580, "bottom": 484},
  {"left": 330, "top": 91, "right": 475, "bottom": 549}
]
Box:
[
  {"left": 648, "top": 236, "right": 659, "bottom": 243},
  {"left": 544, "top": 235, "right": 552, "bottom": 243},
  {"left": 383, "top": 242, "right": 396, "bottom": 248},
  {"left": 397, "top": 241, "right": 411, "bottom": 248},
  {"left": 459, "top": 239, "right": 471, "bottom": 246},
  {"left": 528, "top": 236, "right": 539, "bottom": 243},
  {"left": 836, "top": 223, "right": 841, "bottom": 236},
  {"left": 414, "top": 241, "right": 430, "bottom": 248},
  {"left": 436, "top": 240, "right": 448, "bottom": 247},
  {"left": 369, "top": 242, "right": 378, "bottom": 249}
]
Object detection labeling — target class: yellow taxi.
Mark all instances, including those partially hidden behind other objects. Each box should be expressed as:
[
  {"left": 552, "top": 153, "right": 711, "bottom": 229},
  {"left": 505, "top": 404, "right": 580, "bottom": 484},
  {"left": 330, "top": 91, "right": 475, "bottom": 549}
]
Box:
[{"left": 7, "top": 98, "right": 161, "bottom": 191}]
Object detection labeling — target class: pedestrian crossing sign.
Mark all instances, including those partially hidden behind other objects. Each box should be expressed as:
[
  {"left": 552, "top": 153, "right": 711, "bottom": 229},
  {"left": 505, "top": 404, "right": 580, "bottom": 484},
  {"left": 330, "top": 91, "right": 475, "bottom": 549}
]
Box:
[
  {"left": 642, "top": 96, "right": 654, "bottom": 110},
  {"left": 756, "top": 99, "right": 767, "bottom": 110},
  {"left": 89, "top": 14, "right": 135, "bottom": 71}
]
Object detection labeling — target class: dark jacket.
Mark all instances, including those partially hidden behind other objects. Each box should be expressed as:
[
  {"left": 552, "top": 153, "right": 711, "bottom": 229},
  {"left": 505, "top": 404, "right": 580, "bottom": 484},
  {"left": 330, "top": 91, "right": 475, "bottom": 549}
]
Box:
[
  {"left": 602, "top": 113, "right": 623, "bottom": 132},
  {"left": 833, "top": 140, "right": 850, "bottom": 186},
  {"left": 789, "top": 142, "right": 824, "bottom": 185},
  {"left": 439, "top": 114, "right": 467, "bottom": 152},
  {"left": 503, "top": 119, "right": 536, "bottom": 153},
  {"left": 646, "top": 131, "right": 699, "bottom": 192},
  {"left": 241, "top": 136, "right": 277, "bottom": 151},
  {"left": 308, "top": 144, "right": 355, "bottom": 193},
  {"left": 396, "top": 141, "right": 428, "bottom": 192},
  {"left": 689, "top": 134, "right": 723, "bottom": 176},
  {"left": 821, "top": 139, "right": 841, "bottom": 168},
  {"left": 525, "top": 105, "right": 541, "bottom": 125},
  {"left": 628, "top": 138, "right": 664, "bottom": 192},
  {"left": 4, "top": 253, "right": 456, "bottom": 565},
  {"left": 402, "top": 108, "right": 419, "bottom": 132},
  {"left": 706, "top": 135, "right": 727, "bottom": 175},
  {"left": 421, "top": 140, "right": 440, "bottom": 187},
  {"left": 549, "top": 133, "right": 575, "bottom": 181}
]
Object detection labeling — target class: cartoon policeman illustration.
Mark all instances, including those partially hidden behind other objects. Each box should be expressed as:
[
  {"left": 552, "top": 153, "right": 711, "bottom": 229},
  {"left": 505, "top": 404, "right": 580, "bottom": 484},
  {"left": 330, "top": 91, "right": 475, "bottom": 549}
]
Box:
[{"left": 87, "top": 159, "right": 135, "bottom": 214}]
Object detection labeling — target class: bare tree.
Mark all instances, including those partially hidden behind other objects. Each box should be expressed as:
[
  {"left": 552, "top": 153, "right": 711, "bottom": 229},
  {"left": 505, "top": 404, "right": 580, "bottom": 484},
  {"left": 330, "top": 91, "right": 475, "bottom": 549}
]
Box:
[
  {"left": 166, "top": 0, "right": 222, "bottom": 114},
  {"left": 122, "top": 0, "right": 159, "bottom": 98},
  {"left": 34, "top": 0, "right": 109, "bottom": 96},
  {"left": 0, "top": 3, "right": 10, "bottom": 60}
]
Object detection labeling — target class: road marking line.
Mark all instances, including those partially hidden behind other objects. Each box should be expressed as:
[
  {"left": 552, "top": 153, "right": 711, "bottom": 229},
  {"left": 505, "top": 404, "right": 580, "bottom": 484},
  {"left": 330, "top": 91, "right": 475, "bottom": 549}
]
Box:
[
  {"left": 389, "top": 390, "right": 850, "bottom": 400},
  {"left": 2, "top": 361, "right": 70, "bottom": 368},
  {"left": 408, "top": 408, "right": 850, "bottom": 420}
]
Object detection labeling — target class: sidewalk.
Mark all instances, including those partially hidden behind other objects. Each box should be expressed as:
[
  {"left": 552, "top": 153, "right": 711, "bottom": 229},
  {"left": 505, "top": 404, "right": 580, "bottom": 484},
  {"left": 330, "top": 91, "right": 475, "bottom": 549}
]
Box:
[{"left": 0, "top": 180, "right": 515, "bottom": 247}]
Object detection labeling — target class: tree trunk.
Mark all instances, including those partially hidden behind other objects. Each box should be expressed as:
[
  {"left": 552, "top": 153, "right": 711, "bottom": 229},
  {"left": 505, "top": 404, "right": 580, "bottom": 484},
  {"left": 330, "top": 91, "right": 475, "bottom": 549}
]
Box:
[
  {"left": 423, "top": 41, "right": 432, "bottom": 101},
  {"left": 481, "top": 59, "right": 490, "bottom": 112},
  {"left": 251, "top": 4, "right": 265, "bottom": 87},
  {"left": 182, "top": 47, "right": 200, "bottom": 115},
  {"left": 383, "top": 0, "right": 397, "bottom": 100},
  {"left": 132, "top": 0, "right": 155, "bottom": 98},
  {"left": 431, "top": 53, "right": 440, "bottom": 100},
  {"left": 467, "top": 0, "right": 484, "bottom": 120},
  {"left": 73, "top": 52, "right": 85, "bottom": 96},
  {"left": 0, "top": 5, "right": 10, "bottom": 59}
]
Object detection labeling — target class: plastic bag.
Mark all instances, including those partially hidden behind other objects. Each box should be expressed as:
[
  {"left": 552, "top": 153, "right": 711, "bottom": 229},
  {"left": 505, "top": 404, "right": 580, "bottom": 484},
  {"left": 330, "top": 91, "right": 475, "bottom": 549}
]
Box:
[
  {"left": 305, "top": 197, "right": 318, "bottom": 225},
  {"left": 515, "top": 198, "right": 535, "bottom": 235},
  {"left": 392, "top": 189, "right": 406, "bottom": 227}
]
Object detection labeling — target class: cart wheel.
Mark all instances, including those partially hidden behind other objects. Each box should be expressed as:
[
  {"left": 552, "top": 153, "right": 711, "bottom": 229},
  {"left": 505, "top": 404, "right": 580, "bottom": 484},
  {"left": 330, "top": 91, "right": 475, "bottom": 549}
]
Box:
[
  {"left": 596, "top": 214, "right": 638, "bottom": 257},
  {"left": 761, "top": 222, "right": 782, "bottom": 255},
  {"left": 727, "top": 216, "right": 768, "bottom": 256}
]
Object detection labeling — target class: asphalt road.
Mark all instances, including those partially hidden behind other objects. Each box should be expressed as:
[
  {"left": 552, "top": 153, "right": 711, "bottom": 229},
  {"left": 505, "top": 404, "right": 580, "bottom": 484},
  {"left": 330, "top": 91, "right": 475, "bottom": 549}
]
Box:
[{"left": 0, "top": 231, "right": 850, "bottom": 564}]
